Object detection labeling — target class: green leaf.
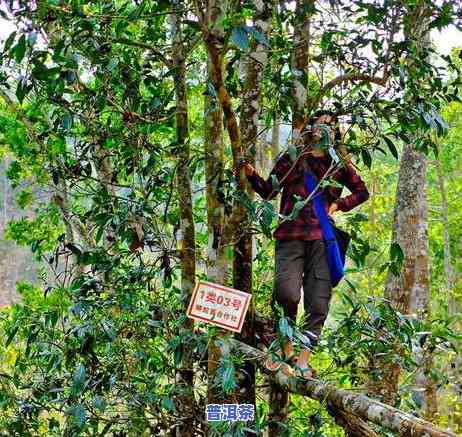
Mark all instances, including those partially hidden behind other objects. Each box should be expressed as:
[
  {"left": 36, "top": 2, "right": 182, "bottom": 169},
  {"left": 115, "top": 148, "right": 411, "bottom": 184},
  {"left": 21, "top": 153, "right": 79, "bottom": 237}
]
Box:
[
  {"left": 3, "top": 31, "right": 16, "bottom": 52},
  {"left": 66, "top": 243, "right": 82, "bottom": 257},
  {"left": 320, "top": 31, "right": 333, "bottom": 50},
  {"left": 101, "top": 320, "right": 116, "bottom": 341},
  {"left": 383, "top": 136, "right": 398, "bottom": 159},
  {"left": 31, "top": 240, "right": 39, "bottom": 253},
  {"left": 389, "top": 242, "right": 404, "bottom": 277},
  {"left": 344, "top": 279, "right": 358, "bottom": 294},
  {"left": 108, "top": 58, "right": 119, "bottom": 72},
  {"left": 270, "top": 174, "right": 280, "bottom": 192},
  {"left": 221, "top": 362, "right": 237, "bottom": 393},
  {"left": 278, "top": 317, "right": 293, "bottom": 339},
  {"left": 231, "top": 26, "right": 249, "bottom": 50},
  {"left": 261, "top": 201, "right": 274, "bottom": 227},
  {"left": 5, "top": 325, "right": 18, "bottom": 347},
  {"left": 205, "top": 80, "right": 217, "bottom": 99},
  {"left": 398, "top": 65, "right": 406, "bottom": 87},
  {"left": 390, "top": 242, "right": 404, "bottom": 263},
  {"left": 71, "top": 364, "right": 86, "bottom": 396},
  {"left": 16, "top": 79, "right": 28, "bottom": 104},
  {"left": 162, "top": 397, "right": 175, "bottom": 412},
  {"left": 115, "top": 20, "right": 129, "bottom": 38},
  {"left": 63, "top": 113, "right": 73, "bottom": 131},
  {"left": 128, "top": 0, "right": 147, "bottom": 20},
  {"left": 14, "top": 35, "right": 27, "bottom": 63},
  {"left": 422, "top": 111, "right": 437, "bottom": 129},
  {"left": 399, "top": 132, "right": 411, "bottom": 144},
  {"left": 68, "top": 404, "right": 86, "bottom": 428},
  {"left": 247, "top": 26, "right": 269, "bottom": 47},
  {"left": 289, "top": 200, "right": 306, "bottom": 220},
  {"left": 288, "top": 145, "right": 297, "bottom": 162},
  {"left": 361, "top": 149, "right": 372, "bottom": 168},
  {"left": 100, "top": 422, "right": 112, "bottom": 436},
  {"left": 92, "top": 395, "right": 106, "bottom": 412},
  {"left": 95, "top": 226, "right": 104, "bottom": 244},
  {"left": 433, "top": 111, "right": 449, "bottom": 130},
  {"left": 341, "top": 291, "right": 356, "bottom": 309},
  {"left": 27, "top": 32, "right": 37, "bottom": 46}
]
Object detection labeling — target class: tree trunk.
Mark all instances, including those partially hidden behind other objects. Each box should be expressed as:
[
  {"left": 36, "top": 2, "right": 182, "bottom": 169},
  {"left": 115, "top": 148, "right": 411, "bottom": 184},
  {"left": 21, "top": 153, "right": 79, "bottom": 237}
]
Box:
[
  {"left": 291, "top": 0, "right": 313, "bottom": 141},
  {"left": 376, "top": 144, "right": 437, "bottom": 417},
  {"left": 268, "top": 2, "right": 314, "bottom": 434},
  {"left": 233, "top": 0, "right": 273, "bottom": 412},
  {"left": 435, "top": 157, "right": 461, "bottom": 429},
  {"left": 171, "top": 5, "right": 197, "bottom": 436},
  {"left": 271, "top": 116, "right": 280, "bottom": 164},
  {"left": 369, "top": 3, "right": 437, "bottom": 416},
  {"left": 204, "top": 68, "right": 226, "bottom": 285},
  {"left": 383, "top": 144, "right": 429, "bottom": 315},
  {"left": 435, "top": 158, "right": 456, "bottom": 313},
  {"left": 369, "top": 142, "right": 431, "bottom": 407},
  {"left": 197, "top": 0, "right": 246, "bottom": 250},
  {"left": 367, "top": 175, "right": 376, "bottom": 296},
  {"left": 203, "top": 0, "right": 227, "bottom": 288},
  {"left": 198, "top": 0, "right": 237, "bottom": 412},
  {"left": 204, "top": 57, "right": 228, "bottom": 408}
]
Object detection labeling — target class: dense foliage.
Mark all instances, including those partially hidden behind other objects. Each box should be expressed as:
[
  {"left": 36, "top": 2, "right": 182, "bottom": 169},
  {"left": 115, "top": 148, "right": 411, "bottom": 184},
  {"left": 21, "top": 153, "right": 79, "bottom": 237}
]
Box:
[{"left": 0, "top": 0, "right": 461, "bottom": 435}]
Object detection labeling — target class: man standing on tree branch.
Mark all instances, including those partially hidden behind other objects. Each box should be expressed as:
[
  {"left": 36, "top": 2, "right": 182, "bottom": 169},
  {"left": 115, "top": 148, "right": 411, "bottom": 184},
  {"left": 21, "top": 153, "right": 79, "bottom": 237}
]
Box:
[{"left": 241, "top": 110, "right": 369, "bottom": 378}]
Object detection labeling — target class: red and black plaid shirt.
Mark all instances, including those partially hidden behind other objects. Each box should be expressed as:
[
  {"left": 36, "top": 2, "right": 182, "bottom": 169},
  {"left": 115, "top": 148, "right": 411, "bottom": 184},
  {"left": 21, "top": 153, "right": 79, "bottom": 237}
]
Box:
[{"left": 246, "top": 151, "right": 369, "bottom": 240}]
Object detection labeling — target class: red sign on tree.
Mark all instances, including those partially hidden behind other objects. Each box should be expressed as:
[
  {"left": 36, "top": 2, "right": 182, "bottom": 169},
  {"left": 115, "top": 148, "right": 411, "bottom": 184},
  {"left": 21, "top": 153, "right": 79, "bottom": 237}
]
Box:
[{"left": 187, "top": 281, "right": 252, "bottom": 333}]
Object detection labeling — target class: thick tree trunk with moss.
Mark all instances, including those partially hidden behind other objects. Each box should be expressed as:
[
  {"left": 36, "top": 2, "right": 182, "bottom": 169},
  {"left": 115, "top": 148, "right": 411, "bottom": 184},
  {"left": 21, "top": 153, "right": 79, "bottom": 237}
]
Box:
[
  {"left": 369, "top": 142, "right": 431, "bottom": 407},
  {"left": 171, "top": 5, "right": 197, "bottom": 436},
  {"left": 372, "top": 142, "right": 437, "bottom": 416},
  {"left": 369, "top": 4, "right": 437, "bottom": 416},
  {"left": 384, "top": 144, "right": 429, "bottom": 313}
]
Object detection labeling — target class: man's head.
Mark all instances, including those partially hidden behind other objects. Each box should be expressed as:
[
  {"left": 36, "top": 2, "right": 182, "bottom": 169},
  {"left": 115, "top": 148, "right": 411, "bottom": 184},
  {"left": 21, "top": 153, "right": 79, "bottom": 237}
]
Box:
[{"left": 304, "top": 110, "right": 342, "bottom": 147}]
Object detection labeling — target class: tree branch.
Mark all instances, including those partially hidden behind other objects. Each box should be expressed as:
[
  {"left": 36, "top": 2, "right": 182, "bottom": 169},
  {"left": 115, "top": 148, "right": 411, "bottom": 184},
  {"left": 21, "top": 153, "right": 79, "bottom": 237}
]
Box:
[
  {"left": 327, "top": 404, "right": 380, "bottom": 437},
  {"left": 230, "top": 338, "right": 459, "bottom": 437},
  {"left": 311, "top": 72, "right": 388, "bottom": 111},
  {"left": 110, "top": 37, "right": 173, "bottom": 68}
]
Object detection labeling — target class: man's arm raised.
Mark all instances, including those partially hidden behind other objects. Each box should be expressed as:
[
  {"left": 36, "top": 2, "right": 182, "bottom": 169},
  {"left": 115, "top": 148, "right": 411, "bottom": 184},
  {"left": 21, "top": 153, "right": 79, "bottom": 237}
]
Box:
[{"left": 242, "top": 153, "right": 299, "bottom": 200}]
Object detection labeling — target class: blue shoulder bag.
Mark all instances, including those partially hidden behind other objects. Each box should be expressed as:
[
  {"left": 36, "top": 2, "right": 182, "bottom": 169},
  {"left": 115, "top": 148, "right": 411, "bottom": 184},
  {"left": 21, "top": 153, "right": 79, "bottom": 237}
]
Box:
[{"left": 303, "top": 170, "right": 350, "bottom": 287}]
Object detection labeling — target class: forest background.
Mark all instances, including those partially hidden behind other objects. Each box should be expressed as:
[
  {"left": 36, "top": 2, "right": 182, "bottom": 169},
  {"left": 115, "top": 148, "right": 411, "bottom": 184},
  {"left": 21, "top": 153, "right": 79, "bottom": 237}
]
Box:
[{"left": 0, "top": 0, "right": 461, "bottom": 436}]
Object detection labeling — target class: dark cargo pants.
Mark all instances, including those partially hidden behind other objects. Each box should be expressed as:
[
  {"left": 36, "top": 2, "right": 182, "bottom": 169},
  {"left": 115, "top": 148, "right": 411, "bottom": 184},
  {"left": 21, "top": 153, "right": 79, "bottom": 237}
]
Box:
[{"left": 271, "top": 239, "right": 332, "bottom": 347}]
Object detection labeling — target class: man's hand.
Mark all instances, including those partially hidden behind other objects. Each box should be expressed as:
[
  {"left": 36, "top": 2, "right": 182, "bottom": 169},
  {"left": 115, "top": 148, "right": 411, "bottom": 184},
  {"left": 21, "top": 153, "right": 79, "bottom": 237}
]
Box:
[
  {"left": 312, "top": 124, "right": 334, "bottom": 146},
  {"left": 312, "top": 126, "right": 323, "bottom": 142},
  {"left": 328, "top": 202, "right": 338, "bottom": 215},
  {"left": 244, "top": 162, "right": 256, "bottom": 177},
  {"left": 234, "top": 161, "right": 256, "bottom": 178}
]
